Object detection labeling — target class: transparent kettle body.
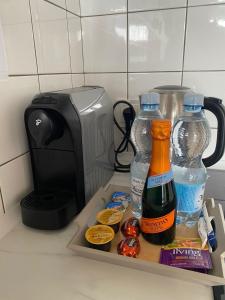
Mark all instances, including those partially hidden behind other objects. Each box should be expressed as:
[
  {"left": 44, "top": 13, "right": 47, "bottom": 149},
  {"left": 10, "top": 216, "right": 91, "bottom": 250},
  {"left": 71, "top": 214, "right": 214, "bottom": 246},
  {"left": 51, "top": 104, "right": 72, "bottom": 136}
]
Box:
[
  {"left": 151, "top": 85, "right": 190, "bottom": 126},
  {"left": 150, "top": 85, "right": 225, "bottom": 167}
]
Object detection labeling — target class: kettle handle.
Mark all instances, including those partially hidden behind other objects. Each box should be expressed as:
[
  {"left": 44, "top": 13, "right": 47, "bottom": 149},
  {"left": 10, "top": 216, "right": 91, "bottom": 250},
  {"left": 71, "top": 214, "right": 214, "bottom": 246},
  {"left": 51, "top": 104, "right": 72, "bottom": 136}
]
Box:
[{"left": 203, "top": 97, "right": 225, "bottom": 167}]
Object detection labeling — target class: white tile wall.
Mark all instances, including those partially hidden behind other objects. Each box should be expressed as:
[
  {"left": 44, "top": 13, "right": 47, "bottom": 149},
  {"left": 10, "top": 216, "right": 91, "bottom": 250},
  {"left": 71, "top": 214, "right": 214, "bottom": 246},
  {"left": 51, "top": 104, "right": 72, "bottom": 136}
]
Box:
[
  {"left": 42, "top": 0, "right": 80, "bottom": 15},
  {"left": 184, "top": 5, "right": 225, "bottom": 71},
  {"left": 67, "top": 13, "right": 83, "bottom": 73},
  {"left": 72, "top": 74, "right": 85, "bottom": 87},
  {"left": 46, "top": 0, "right": 66, "bottom": 9},
  {"left": 205, "top": 169, "right": 225, "bottom": 200},
  {"left": 0, "top": 0, "right": 37, "bottom": 75},
  {"left": 183, "top": 72, "right": 225, "bottom": 102},
  {"left": 85, "top": 73, "right": 127, "bottom": 100},
  {"left": 0, "top": 154, "right": 33, "bottom": 211},
  {"left": 0, "top": 192, "right": 4, "bottom": 216},
  {"left": 129, "top": 9, "right": 186, "bottom": 72},
  {"left": 32, "top": 0, "right": 66, "bottom": 20},
  {"left": 31, "top": 0, "right": 71, "bottom": 73},
  {"left": 128, "top": 72, "right": 182, "bottom": 100},
  {"left": 0, "top": 22, "right": 8, "bottom": 78},
  {"left": 188, "top": 0, "right": 225, "bottom": 5},
  {"left": 2, "top": 24, "right": 37, "bottom": 75},
  {"left": 0, "top": 0, "right": 31, "bottom": 25},
  {"left": 39, "top": 74, "right": 72, "bottom": 92},
  {"left": 82, "top": 14, "right": 127, "bottom": 72},
  {"left": 0, "top": 76, "right": 39, "bottom": 165},
  {"left": 66, "top": 0, "right": 80, "bottom": 15},
  {"left": 80, "top": 0, "right": 127, "bottom": 16},
  {"left": 183, "top": 71, "right": 225, "bottom": 127},
  {"left": 128, "top": 0, "right": 187, "bottom": 11},
  {"left": 0, "top": 0, "right": 82, "bottom": 238}
]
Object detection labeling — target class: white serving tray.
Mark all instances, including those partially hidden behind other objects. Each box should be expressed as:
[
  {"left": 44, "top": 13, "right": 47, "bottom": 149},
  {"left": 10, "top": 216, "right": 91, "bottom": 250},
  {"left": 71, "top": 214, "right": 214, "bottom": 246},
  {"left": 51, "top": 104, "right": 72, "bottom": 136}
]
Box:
[{"left": 68, "top": 184, "right": 225, "bottom": 286}]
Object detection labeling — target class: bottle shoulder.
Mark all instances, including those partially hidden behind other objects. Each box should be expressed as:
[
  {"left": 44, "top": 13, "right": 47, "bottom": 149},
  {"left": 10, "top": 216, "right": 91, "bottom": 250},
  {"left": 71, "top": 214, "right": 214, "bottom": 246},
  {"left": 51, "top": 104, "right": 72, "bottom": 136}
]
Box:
[
  {"left": 172, "top": 165, "right": 207, "bottom": 184},
  {"left": 137, "top": 110, "right": 162, "bottom": 119},
  {"left": 175, "top": 111, "right": 209, "bottom": 123}
]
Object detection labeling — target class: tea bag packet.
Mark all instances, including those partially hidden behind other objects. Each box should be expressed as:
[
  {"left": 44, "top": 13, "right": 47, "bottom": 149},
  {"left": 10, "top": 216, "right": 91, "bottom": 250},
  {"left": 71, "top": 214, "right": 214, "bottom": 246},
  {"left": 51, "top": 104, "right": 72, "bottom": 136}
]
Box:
[{"left": 160, "top": 238, "right": 212, "bottom": 273}]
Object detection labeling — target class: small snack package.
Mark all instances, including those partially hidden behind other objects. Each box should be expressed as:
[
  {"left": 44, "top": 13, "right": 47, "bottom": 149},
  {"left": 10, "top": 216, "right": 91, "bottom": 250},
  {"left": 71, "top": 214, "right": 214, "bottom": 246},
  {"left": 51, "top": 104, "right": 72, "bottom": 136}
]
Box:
[
  {"left": 111, "top": 192, "right": 130, "bottom": 208},
  {"left": 106, "top": 201, "right": 126, "bottom": 212},
  {"left": 198, "top": 202, "right": 217, "bottom": 252},
  {"left": 160, "top": 238, "right": 212, "bottom": 273},
  {"left": 111, "top": 192, "right": 130, "bottom": 203}
]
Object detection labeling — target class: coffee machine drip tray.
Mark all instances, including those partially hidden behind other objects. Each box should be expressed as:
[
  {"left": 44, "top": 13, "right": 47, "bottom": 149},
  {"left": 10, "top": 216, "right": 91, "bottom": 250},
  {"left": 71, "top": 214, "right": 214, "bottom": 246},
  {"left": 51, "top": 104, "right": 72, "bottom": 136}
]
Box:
[{"left": 20, "top": 191, "right": 77, "bottom": 230}]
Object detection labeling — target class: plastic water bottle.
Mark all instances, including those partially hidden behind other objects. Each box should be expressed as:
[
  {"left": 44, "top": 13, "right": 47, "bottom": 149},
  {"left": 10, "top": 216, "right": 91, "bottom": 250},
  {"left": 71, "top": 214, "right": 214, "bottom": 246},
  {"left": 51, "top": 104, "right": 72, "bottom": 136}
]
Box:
[
  {"left": 172, "top": 93, "right": 211, "bottom": 227},
  {"left": 130, "top": 92, "right": 162, "bottom": 218}
]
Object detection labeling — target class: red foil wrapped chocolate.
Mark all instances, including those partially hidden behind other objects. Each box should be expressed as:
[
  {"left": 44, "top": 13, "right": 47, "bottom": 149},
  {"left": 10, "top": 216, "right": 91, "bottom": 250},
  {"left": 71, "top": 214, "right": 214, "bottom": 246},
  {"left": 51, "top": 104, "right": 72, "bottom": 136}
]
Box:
[
  {"left": 117, "top": 237, "right": 140, "bottom": 258},
  {"left": 121, "top": 217, "right": 140, "bottom": 238}
]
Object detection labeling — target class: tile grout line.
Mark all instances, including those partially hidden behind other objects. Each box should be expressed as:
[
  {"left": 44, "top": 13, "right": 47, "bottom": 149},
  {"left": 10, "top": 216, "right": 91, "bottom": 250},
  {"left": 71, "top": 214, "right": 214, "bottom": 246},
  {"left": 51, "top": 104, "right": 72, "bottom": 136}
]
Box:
[
  {"left": 79, "top": 2, "right": 225, "bottom": 19},
  {"left": 0, "top": 152, "right": 29, "bottom": 168},
  {"left": 81, "top": 12, "right": 127, "bottom": 18},
  {"left": 126, "top": 0, "right": 129, "bottom": 100},
  {"left": 81, "top": 6, "right": 187, "bottom": 18},
  {"left": 65, "top": 6, "right": 74, "bottom": 88},
  {"left": 128, "top": 6, "right": 187, "bottom": 15},
  {"left": 8, "top": 69, "right": 225, "bottom": 77},
  {"left": 28, "top": 0, "right": 40, "bottom": 91},
  {"left": 80, "top": 2, "right": 225, "bottom": 19},
  {"left": 0, "top": 188, "right": 6, "bottom": 214},
  {"left": 9, "top": 72, "right": 85, "bottom": 77},
  {"left": 44, "top": 0, "right": 80, "bottom": 17},
  {"left": 181, "top": 1, "right": 189, "bottom": 86},
  {"left": 78, "top": 0, "right": 86, "bottom": 85},
  {"left": 188, "top": 2, "right": 225, "bottom": 8}
]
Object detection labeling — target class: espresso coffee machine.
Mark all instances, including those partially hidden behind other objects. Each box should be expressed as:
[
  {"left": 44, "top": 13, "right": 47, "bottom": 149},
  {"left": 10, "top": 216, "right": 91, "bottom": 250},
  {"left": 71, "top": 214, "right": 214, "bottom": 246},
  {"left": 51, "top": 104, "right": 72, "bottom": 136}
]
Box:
[{"left": 21, "top": 86, "right": 114, "bottom": 230}]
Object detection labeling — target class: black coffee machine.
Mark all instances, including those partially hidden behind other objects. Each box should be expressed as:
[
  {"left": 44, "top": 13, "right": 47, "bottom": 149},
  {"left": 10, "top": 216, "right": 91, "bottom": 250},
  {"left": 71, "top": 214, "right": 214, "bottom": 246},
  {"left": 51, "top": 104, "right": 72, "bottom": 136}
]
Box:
[{"left": 21, "top": 87, "right": 114, "bottom": 230}]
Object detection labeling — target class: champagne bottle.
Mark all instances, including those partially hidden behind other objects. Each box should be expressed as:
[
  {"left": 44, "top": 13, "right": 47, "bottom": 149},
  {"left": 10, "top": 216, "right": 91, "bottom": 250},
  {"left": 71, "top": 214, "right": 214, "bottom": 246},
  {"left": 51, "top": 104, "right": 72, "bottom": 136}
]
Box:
[{"left": 141, "top": 119, "right": 177, "bottom": 245}]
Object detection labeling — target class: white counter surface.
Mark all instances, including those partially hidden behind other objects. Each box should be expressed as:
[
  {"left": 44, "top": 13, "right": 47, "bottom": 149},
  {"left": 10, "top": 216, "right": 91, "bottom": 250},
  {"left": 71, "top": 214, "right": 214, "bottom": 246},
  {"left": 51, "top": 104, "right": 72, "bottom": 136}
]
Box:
[{"left": 0, "top": 173, "right": 214, "bottom": 300}]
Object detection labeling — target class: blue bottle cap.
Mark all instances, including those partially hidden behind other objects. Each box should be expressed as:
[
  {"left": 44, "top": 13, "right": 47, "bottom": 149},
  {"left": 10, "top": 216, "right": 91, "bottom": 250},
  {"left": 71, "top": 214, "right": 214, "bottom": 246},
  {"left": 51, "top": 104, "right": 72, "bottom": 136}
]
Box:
[
  {"left": 184, "top": 92, "right": 204, "bottom": 106},
  {"left": 139, "top": 92, "right": 160, "bottom": 106},
  {"left": 184, "top": 93, "right": 204, "bottom": 112}
]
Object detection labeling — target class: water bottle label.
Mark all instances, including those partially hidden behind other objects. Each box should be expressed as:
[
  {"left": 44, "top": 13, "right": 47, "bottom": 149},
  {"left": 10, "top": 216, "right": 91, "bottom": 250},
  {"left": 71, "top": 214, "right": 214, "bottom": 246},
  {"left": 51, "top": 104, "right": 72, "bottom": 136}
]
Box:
[
  {"left": 131, "top": 177, "right": 145, "bottom": 204},
  {"left": 175, "top": 182, "right": 205, "bottom": 213},
  {"left": 147, "top": 170, "right": 173, "bottom": 189}
]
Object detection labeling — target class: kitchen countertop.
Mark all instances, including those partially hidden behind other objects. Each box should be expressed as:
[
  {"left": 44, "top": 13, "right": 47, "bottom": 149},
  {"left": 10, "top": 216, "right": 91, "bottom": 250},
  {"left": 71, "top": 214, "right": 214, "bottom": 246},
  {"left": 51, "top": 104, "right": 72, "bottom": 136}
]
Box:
[{"left": 0, "top": 173, "right": 214, "bottom": 300}]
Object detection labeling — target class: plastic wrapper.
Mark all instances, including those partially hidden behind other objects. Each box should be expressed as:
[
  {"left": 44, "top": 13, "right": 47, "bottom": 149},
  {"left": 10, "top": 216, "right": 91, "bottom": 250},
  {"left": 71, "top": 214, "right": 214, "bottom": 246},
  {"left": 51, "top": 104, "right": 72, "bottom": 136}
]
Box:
[
  {"left": 160, "top": 238, "right": 212, "bottom": 273},
  {"left": 121, "top": 217, "right": 140, "bottom": 238},
  {"left": 117, "top": 237, "right": 140, "bottom": 258}
]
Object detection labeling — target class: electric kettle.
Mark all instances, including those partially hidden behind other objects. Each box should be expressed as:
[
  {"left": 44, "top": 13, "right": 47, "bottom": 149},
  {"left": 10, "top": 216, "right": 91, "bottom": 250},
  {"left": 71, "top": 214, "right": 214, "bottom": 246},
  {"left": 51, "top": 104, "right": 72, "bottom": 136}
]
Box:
[{"left": 151, "top": 85, "right": 225, "bottom": 168}]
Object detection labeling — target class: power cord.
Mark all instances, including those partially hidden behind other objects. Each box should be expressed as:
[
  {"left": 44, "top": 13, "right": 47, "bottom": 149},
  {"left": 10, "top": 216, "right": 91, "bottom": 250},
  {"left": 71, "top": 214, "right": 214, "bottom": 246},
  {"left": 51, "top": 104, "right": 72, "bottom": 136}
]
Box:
[{"left": 113, "top": 100, "right": 136, "bottom": 172}]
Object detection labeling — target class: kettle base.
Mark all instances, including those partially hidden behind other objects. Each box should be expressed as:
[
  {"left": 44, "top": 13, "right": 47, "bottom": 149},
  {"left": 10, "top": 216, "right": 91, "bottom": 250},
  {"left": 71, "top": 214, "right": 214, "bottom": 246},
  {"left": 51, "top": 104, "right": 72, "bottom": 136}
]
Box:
[{"left": 20, "top": 191, "right": 79, "bottom": 230}]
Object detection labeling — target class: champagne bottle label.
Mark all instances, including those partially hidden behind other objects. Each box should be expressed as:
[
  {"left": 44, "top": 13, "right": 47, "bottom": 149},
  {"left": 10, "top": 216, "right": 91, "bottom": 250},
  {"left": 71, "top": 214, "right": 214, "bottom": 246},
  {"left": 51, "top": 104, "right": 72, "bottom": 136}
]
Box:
[
  {"left": 175, "top": 182, "right": 205, "bottom": 213},
  {"left": 141, "top": 209, "right": 175, "bottom": 234},
  {"left": 147, "top": 170, "right": 173, "bottom": 189}
]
